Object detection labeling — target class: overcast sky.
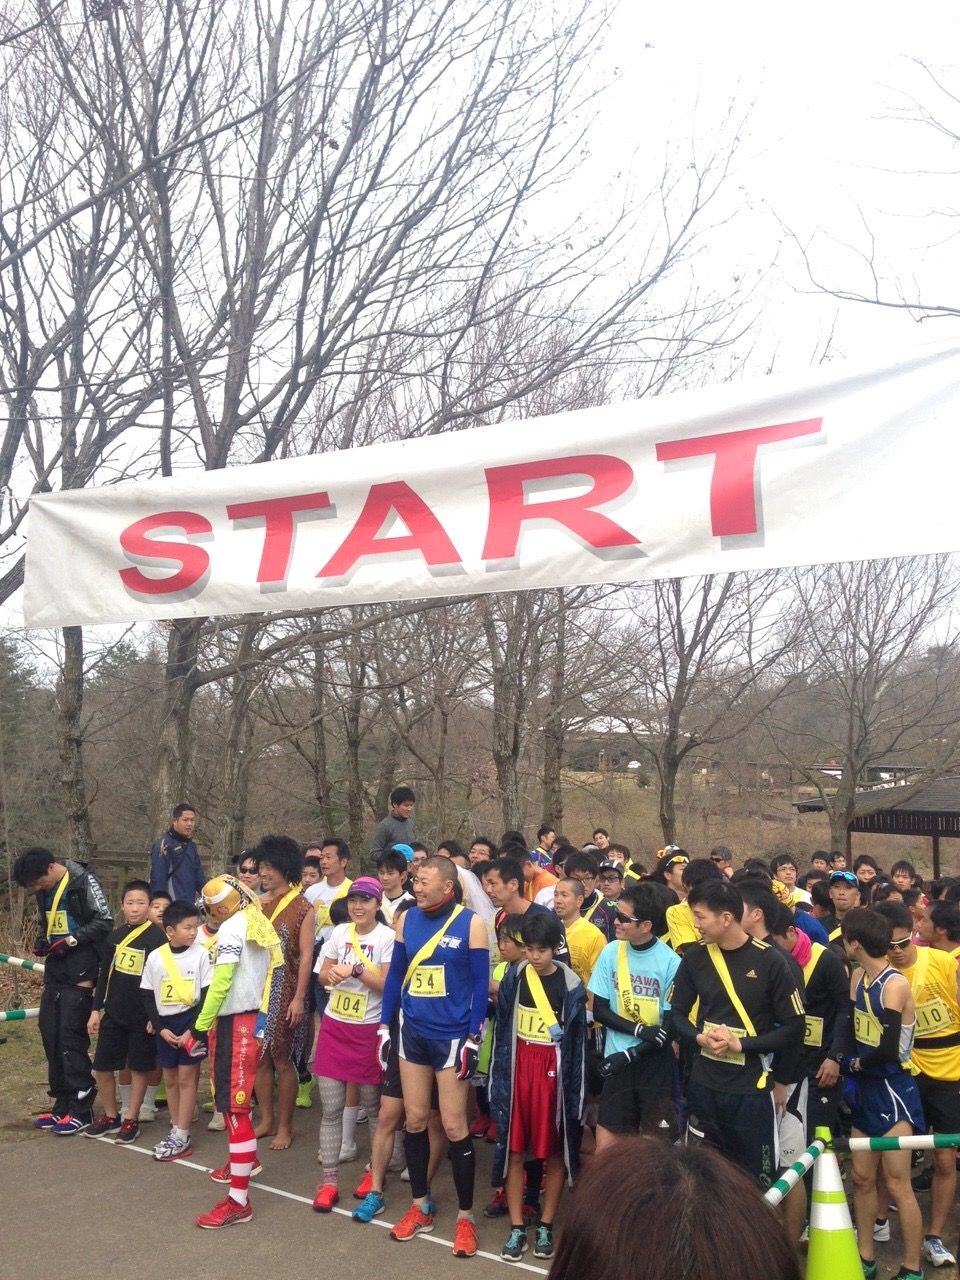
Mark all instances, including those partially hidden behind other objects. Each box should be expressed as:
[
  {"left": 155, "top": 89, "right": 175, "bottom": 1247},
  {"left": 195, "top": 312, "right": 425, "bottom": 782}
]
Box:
[{"left": 583, "top": 0, "right": 960, "bottom": 369}]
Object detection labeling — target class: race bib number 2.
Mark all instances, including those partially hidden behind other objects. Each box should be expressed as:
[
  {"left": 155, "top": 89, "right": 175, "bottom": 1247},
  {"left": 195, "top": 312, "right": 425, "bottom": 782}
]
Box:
[{"left": 410, "top": 965, "right": 446, "bottom": 997}]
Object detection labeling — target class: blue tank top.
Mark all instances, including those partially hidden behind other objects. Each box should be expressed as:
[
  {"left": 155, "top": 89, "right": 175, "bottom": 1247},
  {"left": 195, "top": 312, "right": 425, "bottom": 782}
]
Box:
[
  {"left": 854, "top": 966, "right": 915, "bottom": 1078},
  {"left": 400, "top": 902, "right": 476, "bottom": 1039}
]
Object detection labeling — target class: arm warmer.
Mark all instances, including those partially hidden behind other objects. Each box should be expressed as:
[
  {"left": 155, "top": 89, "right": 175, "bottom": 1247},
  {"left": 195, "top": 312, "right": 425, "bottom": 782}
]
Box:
[
  {"left": 740, "top": 1016, "right": 805, "bottom": 1056},
  {"left": 379, "top": 939, "right": 408, "bottom": 1028},
  {"left": 194, "top": 964, "right": 236, "bottom": 1033},
  {"left": 669, "top": 1007, "right": 702, "bottom": 1048},
  {"left": 593, "top": 994, "right": 641, "bottom": 1038},
  {"left": 858, "top": 1007, "right": 903, "bottom": 1070},
  {"left": 142, "top": 989, "right": 161, "bottom": 1026},
  {"left": 469, "top": 947, "right": 489, "bottom": 1037},
  {"left": 833, "top": 1001, "right": 854, "bottom": 1059}
]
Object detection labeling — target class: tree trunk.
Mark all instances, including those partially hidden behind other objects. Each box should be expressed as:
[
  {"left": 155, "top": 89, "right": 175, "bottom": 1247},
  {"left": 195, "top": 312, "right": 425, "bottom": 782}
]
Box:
[
  {"left": 152, "top": 619, "right": 203, "bottom": 830},
  {"left": 541, "top": 592, "right": 567, "bottom": 828},
  {"left": 311, "top": 642, "right": 337, "bottom": 836},
  {"left": 57, "top": 626, "right": 94, "bottom": 860},
  {"left": 216, "top": 673, "right": 256, "bottom": 865},
  {"left": 658, "top": 755, "right": 679, "bottom": 845}
]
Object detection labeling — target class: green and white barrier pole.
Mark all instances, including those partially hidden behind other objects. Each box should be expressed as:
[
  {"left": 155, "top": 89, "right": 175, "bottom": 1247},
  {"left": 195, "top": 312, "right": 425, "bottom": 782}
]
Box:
[
  {"left": 0, "top": 1007, "right": 39, "bottom": 1022},
  {"left": 763, "top": 1139, "right": 826, "bottom": 1206},
  {"left": 834, "top": 1133, "right": 960, "bottom": 1153},
  {"left": 0, "top": 953, "right": 45, "bottom": 975}
]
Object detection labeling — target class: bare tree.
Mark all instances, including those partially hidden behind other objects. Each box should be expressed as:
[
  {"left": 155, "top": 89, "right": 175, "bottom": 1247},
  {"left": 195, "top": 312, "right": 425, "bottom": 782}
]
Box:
[{"left": 763, "top": 556, "right": 960, "bottom": 850}]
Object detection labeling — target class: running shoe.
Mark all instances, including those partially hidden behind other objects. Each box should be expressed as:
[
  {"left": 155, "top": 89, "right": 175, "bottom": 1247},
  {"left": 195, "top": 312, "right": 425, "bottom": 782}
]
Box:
[
  {"left": 912, "top": 1167, "right": 934, "bottom": 1192},
  {"left": 154, "top": 1132, "right": 193, "bottom": 1161},
  {"left": 352, "top": 1191, "right": 386, "bottom": 1223},
  {"left": 138, "top": 1105, "right": 157, "bottom": 1122},
  {"left": 501, "top": 1228, "right": 528, "bottom": 1261},
  {"left": 84, "top": 1114, "right": 121, "bottom": 1138},
  {"left": 861, "top": 1260, "right": 878, "bottom": 1280},
  {"left": 390, "top": 1203, "right": 434, "bottom": 1241},
  {"left": 484, "top": 1187, "right": 509, "bottom": 1217},
  {"left": 924, "top": 1236, "right": 957, "bottom": 1267},
  {"left": 354, "top": 1170, "right": 374, "bottom": 1199},
  {"left": 296, "top": 1080, "right": 314, "bottom": 1109},
  {"left": 207, "top": 1111, "right": 226, "bottom": 1132},
  {"left": 453, "top": 1217, "right": 478, "bottom": 1258},
  {"left": 873, "top": 1219, "right": 890, "bottom": 1242},
  {"left": 195, "top": 1196, "right": 253, "bottom": 1229},
  {"left": 534, "top": 1225, "right": 554, "bottom": 1259},
  {"left": 356, "top": 1107, "right": 368, "bottom": 1124},
  {"left": 114, "top": 1120, "right": 141, "bottom": 1145},
  {"left": 33, "top": 1111, "right": 64, "bottom": 1130},
  {"left": 339, "top": 1141, "right": 359, "bottom": 1162},
  {"left": 210, "top": 1159, "right": 262, "bottom": 1183},
  {"left": 52, "top": 1114, "right": 91, "bottom": 1136},
  {"left": 468, "top": 1115, "right": 490, "bottom": 1139},
  {"left": 313, "top": 1183, "right": 340, "bottom": 1212},
  {"left": 400, "top": 1165, "right": 411, "bottom": 1182}
]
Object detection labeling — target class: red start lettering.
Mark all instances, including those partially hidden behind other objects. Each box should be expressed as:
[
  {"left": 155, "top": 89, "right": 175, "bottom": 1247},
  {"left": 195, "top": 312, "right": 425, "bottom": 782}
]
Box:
[
  {"left": 482, "top": 455, "right": 639, "bottom": 560},
  {"left": 227, "top": 491, "right": 331, "bottom": 584},
  {"left": 118, "top": 511, "right": 212, "bottom": 595},
  {"left": 317, "top": 480, "right": 462, "bottom": 578},
  {"left": 655, "top": 419, "right": 822, "bottom": 536}
]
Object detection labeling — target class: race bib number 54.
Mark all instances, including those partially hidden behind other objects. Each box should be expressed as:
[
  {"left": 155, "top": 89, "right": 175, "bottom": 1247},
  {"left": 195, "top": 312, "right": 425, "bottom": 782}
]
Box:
[{"left": 410, "top": 965, "right": 446, "bottom": 997}]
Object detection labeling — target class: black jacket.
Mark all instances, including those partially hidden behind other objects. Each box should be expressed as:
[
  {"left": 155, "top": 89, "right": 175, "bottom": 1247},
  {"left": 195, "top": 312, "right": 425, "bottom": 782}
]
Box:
[{"left": 33, "top": 858, "right": 113, "bottom": 986}]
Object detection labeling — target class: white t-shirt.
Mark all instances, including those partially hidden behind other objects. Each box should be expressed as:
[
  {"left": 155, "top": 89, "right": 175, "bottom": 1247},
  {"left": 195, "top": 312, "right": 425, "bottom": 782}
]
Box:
[
  {"left": 214, "top": 909, "right": 273, "bottom": 1016},
  {"left": 535, "top": 885, "right": 557, "bottom": 909},
  {"left": 381, "top": 890, "right": 415, "bottom": 927},
  {"left": 317, "top": 922, "right": 394, "bottom": 1026},
  {"left": 305, "top": 876, "right": 353, "bottom": 942},
  {"left": 141, "top": 941, "right": 212, "bottom": 1016}
]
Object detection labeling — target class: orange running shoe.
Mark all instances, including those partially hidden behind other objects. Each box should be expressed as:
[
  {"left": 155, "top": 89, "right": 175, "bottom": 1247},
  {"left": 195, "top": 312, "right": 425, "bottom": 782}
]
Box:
[
  {"left": 390, "top": 1203, "right": 434, "bottom": 1241},
  {"left": 353, "top": 1169, "right": 374, "bottom": 1199},
  {"left": 313, "top": 1183, "right": 340, "bottom": 1213},
  {"left": 453, "top": 1217, "right": 478, "bottom": 1258}
]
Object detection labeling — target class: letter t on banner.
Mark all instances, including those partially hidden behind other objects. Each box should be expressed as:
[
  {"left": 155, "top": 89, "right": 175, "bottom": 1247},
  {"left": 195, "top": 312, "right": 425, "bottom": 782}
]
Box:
[{"left": 656, "top": 419, "right": 823, "bottom": 536}]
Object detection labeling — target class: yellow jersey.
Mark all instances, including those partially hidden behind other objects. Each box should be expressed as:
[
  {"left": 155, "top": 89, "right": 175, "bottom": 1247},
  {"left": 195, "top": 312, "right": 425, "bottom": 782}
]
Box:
[
  {"left": 563, "top": 915, "right": 606, "bottom": 987},
  {"left": 666, "top": 900, "right": 699, "bottom": 952},
  {"left": 903, "top": 947, "right": 960, "bottom": 1080}
]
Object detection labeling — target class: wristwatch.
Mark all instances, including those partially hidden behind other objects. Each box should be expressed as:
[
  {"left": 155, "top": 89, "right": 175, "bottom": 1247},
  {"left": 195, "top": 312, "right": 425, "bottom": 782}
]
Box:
[{"left": 351, "top": 962, "right": 365, "bottom": 978}]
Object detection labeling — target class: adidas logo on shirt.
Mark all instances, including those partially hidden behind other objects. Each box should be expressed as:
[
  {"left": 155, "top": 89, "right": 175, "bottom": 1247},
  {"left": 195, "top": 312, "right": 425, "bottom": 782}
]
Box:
[{"left": 745, "top": 969, "right": 757, "bottom": 978}]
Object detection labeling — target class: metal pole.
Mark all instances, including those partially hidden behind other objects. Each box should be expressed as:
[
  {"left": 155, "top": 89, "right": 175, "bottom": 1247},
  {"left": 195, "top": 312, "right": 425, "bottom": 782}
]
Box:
[
  {"left": 836, "top": 1134, "right": 960, "bottom": 1153},
  {"left": 0, "top": 953, "right": 45, "bottom": 974},
  {"left": 0, "top": 1007, "right": 39, "bottom": 1022}
]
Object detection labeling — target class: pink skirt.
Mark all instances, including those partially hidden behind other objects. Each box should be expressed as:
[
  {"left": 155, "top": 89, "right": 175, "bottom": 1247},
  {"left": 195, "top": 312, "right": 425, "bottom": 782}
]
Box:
[{"left": 314, "top": 1014, "right": 382, "bottom": 1086}]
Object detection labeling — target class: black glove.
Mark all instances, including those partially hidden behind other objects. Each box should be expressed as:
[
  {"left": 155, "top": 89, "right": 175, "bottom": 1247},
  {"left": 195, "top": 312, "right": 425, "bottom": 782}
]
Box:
[
  {"left": 456, "top": 1034, "right": 482, "bottom": 1081},
  {"left": 598, "top": 1049, "right": 634, "bottom": 1079},
  {"left": 637, "top": 1024, "right": 669, "bottom": 1050}
]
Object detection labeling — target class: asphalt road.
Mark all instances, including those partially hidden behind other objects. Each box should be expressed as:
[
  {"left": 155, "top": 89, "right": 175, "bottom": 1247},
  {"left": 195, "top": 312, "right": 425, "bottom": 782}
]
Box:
[{"left": 0, "top": 1114, "right": 552, "bottom": 1280}]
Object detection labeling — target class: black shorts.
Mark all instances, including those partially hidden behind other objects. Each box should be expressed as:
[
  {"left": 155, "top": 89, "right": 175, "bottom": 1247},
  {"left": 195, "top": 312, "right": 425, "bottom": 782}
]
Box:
[
  {"left": 917, "top": 1073, "right": 960, "bottom": 1133},
  {"left": 383, "top": 1023, "right": 439, "bottom": 1109},
  {"left": 686, "top": 1079, "right": 779, "bottom": 1189},
  {"left": 598, "top": 1054, "right": 677, "bottom": 1139},
  {"left": 92, "top": 1012, "right": 157, "bottom": 1074}
]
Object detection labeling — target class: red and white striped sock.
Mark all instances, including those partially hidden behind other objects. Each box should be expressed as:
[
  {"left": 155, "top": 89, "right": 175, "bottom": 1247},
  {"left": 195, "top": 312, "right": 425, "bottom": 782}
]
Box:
[{"left": 225, "top": 1111, "right": 256, "bottom": 1206}]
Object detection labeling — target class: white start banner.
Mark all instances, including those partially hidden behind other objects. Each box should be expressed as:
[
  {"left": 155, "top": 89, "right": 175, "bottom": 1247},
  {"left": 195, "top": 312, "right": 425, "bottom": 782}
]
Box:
[{"left": 22, "top": 344, "right": 960, "bottom": 628}]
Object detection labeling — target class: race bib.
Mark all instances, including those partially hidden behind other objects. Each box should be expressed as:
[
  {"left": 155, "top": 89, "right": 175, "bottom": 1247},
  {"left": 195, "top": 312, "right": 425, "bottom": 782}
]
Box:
[
  {"left": 804, "top": 1015, "right": 824, "bottom": 1048},
  {"left": 46, "top": 910, "right": 68, "bottom": 936},
  {"left": 409, "top": 965, "right": 446, "bottom": 998},
  {"left": 700, "top": 1020, "right": 747, "bottom": 1067},
  {"left": 329, "top": 987, "right": 368, "bottom": 1021},
  {"left": 114, "top": 946, "right": 145, "bottom": 977},
  {"left": 854, "top": 1007, "right": 882, "bottom": 1048},
  {"left": 159, "top": 979, "right": 181, "bottom": 1007},
  {"left": 916, "top": 998, "right": 952, "bottom": 1038},
  {"left": 517, "top": 1004, "right": 553, "bottom": 1044}
]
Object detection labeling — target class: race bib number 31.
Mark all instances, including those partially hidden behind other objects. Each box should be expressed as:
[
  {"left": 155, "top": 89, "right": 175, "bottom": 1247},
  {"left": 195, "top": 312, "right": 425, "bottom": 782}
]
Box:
[
  {"left": 854, "top": 1008, "right": 882, "bottom": 1048},
  {"left": 410, "top": 965, "right": 446, "bottom": 997}
]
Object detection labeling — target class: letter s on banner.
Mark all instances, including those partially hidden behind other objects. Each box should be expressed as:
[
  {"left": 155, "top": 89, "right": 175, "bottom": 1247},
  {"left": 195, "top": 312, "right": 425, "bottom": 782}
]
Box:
[{"left": 118, "top": 511, "right": 212, "bottom": 596}]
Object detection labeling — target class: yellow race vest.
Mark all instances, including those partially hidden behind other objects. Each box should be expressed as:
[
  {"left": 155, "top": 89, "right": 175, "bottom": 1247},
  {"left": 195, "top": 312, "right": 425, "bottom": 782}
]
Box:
[{"left": 904, "top": 947, "right": 960, "bottom": 1080}]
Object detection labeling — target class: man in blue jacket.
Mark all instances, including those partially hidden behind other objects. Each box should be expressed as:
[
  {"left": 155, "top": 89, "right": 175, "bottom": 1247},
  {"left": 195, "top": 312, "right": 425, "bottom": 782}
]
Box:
[{"left": 149, "top": 804, "right": 205, "bottom": 902}]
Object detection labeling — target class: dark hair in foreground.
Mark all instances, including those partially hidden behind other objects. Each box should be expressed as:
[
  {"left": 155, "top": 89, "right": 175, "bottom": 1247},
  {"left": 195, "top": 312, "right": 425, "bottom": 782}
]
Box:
[
  {"left": 687, "top": 879, "right": 744, "bottom": 919},
  {"left": 520, "top": 911, "right": 563, "bottom": 950},
  {"left": 547, "top": 1136, "right": 801, "bottom": 1280},
  {"left": 163, "top": 899, "right": 200, "bottom": 929},
  {"left": 250, "top": 834, "right": 303, "bottom": 884},
  {"left": 841, "top": 906, "right": 892, "bottom": 958},
  {"left": 121, "top": 879, "right": 152, "bottom": 900},
  {"left": 620, "top": 881, "right": 670, "bottom": 936},
  {"left": 13, "top": 847, "right": 56, "bottom": 887}
]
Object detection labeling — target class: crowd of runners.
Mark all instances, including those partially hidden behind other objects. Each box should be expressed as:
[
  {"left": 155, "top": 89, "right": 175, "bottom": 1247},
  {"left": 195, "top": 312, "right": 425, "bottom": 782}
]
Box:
[{"left": 12, "top": 787, "right": 960, "bottom": 1279}]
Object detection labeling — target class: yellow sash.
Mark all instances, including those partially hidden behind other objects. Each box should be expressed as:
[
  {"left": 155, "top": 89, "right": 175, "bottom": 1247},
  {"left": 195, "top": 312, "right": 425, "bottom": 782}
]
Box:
[
  {"left": 802, "top": 943, "right": 825, "bottom": 1047},
  {"left": 704, "top": 943, "right": 765, "bottom": 1086},
  {"left": 584, "top": 896, "right": 601, "bottom": 923},
  {"left": 403, "top": 905, "right": 463, "bottom": 992},
  {"left": 518, "top": 964, "right": 562, "bottom": 1042},
  {"left": 102, "top": 921, "right": 151, "bottom": 1007},
  {"left": 46, "top": 871, "right": 70, "bottom": 940},
  {"left": 616, "top": 941, "right": 660, "bottom": 1027},
  {"left": 267, "top": 885, "right": 301, "bottom": 925},
  {"left": 156, "top": 944, "right": 199, "bottom": 1009},
  {"left": 348, "top": 923, "right": 378, "bottom": 972}
]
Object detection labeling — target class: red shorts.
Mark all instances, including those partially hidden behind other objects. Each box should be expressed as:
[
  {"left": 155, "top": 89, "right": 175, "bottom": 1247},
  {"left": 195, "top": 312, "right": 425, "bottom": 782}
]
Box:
[
  {"left": 508, "top": 1039, "right": 561, "bottom": 1160},
  {"left": 209, "top": 1012, "right": 258, "bottom": 1114}
]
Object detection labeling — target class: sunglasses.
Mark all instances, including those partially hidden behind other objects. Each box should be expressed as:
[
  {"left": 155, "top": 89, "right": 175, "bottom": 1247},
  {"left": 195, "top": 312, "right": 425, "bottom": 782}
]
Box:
[
  {"left": 888, "top": 937, "right": 913, "bottom": 951},
  {"left": 239, "top": 865, "right": 258, "bottom": 875},
  {"left": 830, "top": 871, "right": 859, "bottom": 886},
  {"left": 615, "top": 910, "right": 640, "bottom": 925},
  {"left": 709, "top": 856, "right": 727, "bottom": 864}
]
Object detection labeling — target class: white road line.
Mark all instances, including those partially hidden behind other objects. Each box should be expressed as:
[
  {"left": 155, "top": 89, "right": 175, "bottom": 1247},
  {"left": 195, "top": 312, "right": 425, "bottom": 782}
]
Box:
[{"left": 96, "top": 1137, "right": 550, "bottom": 1276}]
